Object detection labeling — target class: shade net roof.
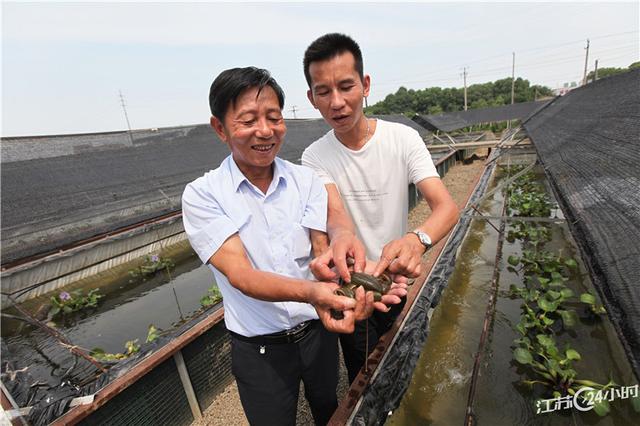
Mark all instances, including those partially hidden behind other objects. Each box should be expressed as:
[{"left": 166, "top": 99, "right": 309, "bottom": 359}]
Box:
[
  {"left": 414, "top": 99, "right": 551, "bottom": 132},
  {"left": 523, "top": 69, "right": 640, "bottom": 379},
  {"left": 2, "top": 116, "right": 435, "bottom": 265},
  {"left": 0, "top": 119, "right": 331, "bottom": 265},
  {"left": 370, "top": 114, "right": 432, "bottom": 140}
]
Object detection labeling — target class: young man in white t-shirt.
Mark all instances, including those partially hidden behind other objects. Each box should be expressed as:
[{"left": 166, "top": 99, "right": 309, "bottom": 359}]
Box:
[{"left": 301, "top": 33, "right": 459, "bottom": 383}]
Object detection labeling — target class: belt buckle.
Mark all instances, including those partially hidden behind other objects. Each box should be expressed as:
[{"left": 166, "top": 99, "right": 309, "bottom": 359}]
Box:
[{"left": 287, "top": 321, "right": 309, "bottom": 344}]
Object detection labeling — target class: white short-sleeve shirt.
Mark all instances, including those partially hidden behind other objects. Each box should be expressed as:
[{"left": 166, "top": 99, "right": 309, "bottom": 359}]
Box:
[
  {"left": 182, "top": 156, "right": 327, "bottom": 336},
  {"left": 301, "top": 119, "right": 439, "bottom": 260}
]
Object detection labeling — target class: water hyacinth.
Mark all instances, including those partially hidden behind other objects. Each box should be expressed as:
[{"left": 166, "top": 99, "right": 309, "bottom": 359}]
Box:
[
  {"left": 150, "top": 254, "right": 160, "bottom": 263},
  {"left": 59, "top": 291, "right": 71, "bottom": 301}
]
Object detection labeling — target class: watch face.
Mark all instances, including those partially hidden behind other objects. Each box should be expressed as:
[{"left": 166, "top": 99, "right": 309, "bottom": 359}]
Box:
[{"left": 414, "top": 231, "right": 432, "bottom": 247}]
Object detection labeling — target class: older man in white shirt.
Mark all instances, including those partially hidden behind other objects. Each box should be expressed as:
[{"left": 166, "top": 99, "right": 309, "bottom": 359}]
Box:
[{"left": 182, "top": 67, "right": 377, "bottom": 425}]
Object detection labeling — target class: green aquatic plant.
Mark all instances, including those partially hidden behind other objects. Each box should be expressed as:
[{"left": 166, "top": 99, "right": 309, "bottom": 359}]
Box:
[
  {"left": 510, "top": 277, "right": 579, "bottom": 333},
  {"left": 128, "top": 254, "right": 175, "bottom": 280},
  {"left": 580, "top": 291, "right": 607, "bottom": 315},
  {"left": 507, "top": 249, "right": 577, "bottom": 278},
  {"left": 90, "top": 324, "right": 159, "bottom": 363},
  {"left": 200, "top": 285, "right": 223, "bottom": 307},
  {"left": 91, "top": 339, "right": 140, "bottom": 362},
  {"left": 49, "top": 289, "right": 103, "bottom": 318},
  {"left": 513, "top": 333, "right": 617, "bottom": 416},
  {"left": 506, "top": 221, "right": 551, "bottom": 247}
]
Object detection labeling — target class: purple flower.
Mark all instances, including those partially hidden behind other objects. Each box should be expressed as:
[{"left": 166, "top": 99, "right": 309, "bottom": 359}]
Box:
[
  {"left": 150, "top": 254, "right": 160, "bottom": 263},
  {"left": 59, "top": 291, "right": 71, "bottom": 301}
]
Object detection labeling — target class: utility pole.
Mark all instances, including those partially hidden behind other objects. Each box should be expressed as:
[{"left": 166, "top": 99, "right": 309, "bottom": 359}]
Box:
[
  {"left": 119, "top": 90, "right": 134, "bottom": 145},
  {"left": 582, "top": 39, "right": 590, "bottom": 86},
  {"left": 290, "top": 105, "right": 298, "bottom": 119},
  {"left": 510, "top": 52, "right": 516, "bottom": 105},
  {"left": 594, "top": 59, "right": 599, "bottom": 82},
  {"left": 462, "top": 67, "right": 468, "bottom": 111}
]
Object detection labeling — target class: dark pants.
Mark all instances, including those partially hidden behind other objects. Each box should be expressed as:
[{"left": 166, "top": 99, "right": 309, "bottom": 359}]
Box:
[
  {"left": 231, "top": 321, "right": 339, "bottom": 426},
  {"left": 340, "top": 297, "right": 406, "bottom": 384}
]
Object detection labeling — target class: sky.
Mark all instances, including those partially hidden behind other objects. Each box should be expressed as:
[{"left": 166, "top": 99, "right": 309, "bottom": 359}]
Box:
[{"left": 1, "top": 1, "right": 638, "bottom": 137}]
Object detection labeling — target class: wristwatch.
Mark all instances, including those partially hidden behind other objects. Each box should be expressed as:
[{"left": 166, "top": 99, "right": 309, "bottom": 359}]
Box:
[{"left": 409, "top": 230, "right": 432, "bottom": 251}]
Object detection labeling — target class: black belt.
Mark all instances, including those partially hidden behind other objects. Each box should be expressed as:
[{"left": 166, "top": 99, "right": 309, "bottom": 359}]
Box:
[{"left": 229, "top": 320, "right": 316, "bottom": 345}]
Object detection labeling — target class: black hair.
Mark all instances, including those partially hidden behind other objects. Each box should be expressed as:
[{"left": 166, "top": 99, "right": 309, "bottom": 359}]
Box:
[
  {"left": 208, "top": 67, "right": 285, "bottom": 121},
  {"left": 303, "top": 33, "right": 364, "bottom": 88}
]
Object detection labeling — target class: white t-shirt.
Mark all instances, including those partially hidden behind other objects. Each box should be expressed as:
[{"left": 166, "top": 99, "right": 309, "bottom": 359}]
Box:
[{"left": 302, "top": 119, "right": 439, "bottom": 260}]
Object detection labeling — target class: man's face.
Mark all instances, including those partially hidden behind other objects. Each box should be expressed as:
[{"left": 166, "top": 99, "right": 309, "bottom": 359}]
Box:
[
  {"left": 211, "top": 86, "right": 286, "bottom": 176},
  {"left": 306, "top": 51, "right": 370, "bottom": 134}
]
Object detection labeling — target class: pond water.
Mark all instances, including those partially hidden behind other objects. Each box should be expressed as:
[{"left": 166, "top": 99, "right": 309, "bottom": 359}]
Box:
[
  {"left": 1, "top": 241, "right": 216, "bottom": 388},
  {"left": 388, "top": 163, "right": 638, "bottom": 425}
]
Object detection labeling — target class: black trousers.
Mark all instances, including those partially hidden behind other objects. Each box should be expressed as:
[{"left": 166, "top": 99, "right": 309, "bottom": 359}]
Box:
[
  {"left": 339, "top": 297, "right": 407, "bottom": 384},
  {"left": 230, "top": 321, "right": 339, "bottom": 426}
]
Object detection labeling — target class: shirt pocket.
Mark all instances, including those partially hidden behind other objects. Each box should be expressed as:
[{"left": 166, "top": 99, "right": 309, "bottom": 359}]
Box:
[{"left": 291, "top": 223, "right": 311, "bottom": 261}]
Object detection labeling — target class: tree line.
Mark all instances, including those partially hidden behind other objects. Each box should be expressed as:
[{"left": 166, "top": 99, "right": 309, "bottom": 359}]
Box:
[
  {"left": 367, "top": 62, "right": 639, "bottom": 117},
  {"left": 365, "top": 77, "right": 554, "bottom": 116}
]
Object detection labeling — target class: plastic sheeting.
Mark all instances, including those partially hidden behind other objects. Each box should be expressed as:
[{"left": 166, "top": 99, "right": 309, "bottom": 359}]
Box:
[
  {"left": 350, "top": 159, "right": 497, "bottom": 425},
  {"left": 414, "top": 100, "right": 551, "bottom": 132},
  {"left": 524, "top": 69, "right": 640, "bottom": 379}
]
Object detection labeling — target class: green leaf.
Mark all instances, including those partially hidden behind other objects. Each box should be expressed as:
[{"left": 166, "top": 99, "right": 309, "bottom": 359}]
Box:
[
  {"left": 542, "top": 316, "right": 555, "bottom": 326},
  {"left": 547, "top": 290, "right": 562, "bottom": 300},
  {"left": 538, "top": 298, "right": 558, "bottom": 312},
  {"left": 560, "top": 288, "right": 574, "bottom": 299},
  {"left": 559, "top": 310, "right": 578, "bottom": 327},
  {"left": 580, "top": 293, "right": 596, "bottom": 305},
  {"left": 551, "top": 271, "right": 563, "bottom": 281},
  {"left": 592, "top": 398, "right": 610, "bottom": 416},
  {"left": 514, "top": 348, "right": 533, "bottom": 365},
  {"left": 146, "top": 325, "right": 160, "bottom": 343},
  {"left": 508, "top": 255, "right": 520, "bottom": 266},
  {"left": 631, "top": 395, "right": 640, "bottom": 413},
  {"left": 536, "top": 334, "right": 554, "bottom": 348},
  {"left": 565, "top": 348, "right": 581, "bottom": 361},
  {"left": 538, "top": 277, "right": 550, "bottom": 286},
  {"left": 564, "top": 258, "right": 578, "bottom": 268}
]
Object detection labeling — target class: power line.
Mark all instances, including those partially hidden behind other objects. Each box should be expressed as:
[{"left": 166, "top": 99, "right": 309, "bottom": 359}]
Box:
[{"left": 373, "top": 30, "right": 638, "bottom": 88}]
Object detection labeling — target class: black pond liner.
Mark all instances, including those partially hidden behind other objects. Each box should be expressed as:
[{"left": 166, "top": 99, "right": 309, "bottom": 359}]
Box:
[
  {"left": 350, "top": 158, "right": 497, "bottom": 425},
  {"left": 5, "top": 304, "right": 226, "bottom": 425},
  {"left": 523, "top": 68, "right": 640, "bottom": 381}
]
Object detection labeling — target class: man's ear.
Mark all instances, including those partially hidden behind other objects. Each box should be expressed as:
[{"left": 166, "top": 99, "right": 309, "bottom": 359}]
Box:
[
  {"left": 307, "top": 89, "right": 317, "bottom": 109},
  {"left": 210, "top": 116, "right": 228, "bottom": 142},
  {"left": 363, "top": 74, "right": 371, "bottom": 98}
]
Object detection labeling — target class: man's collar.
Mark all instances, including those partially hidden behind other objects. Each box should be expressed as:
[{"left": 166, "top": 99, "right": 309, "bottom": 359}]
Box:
[{"left": 228, "top": 156, "right": 286, "bottom": 193}]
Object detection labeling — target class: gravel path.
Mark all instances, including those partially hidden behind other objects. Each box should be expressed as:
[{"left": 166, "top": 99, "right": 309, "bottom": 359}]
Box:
[{"left": 192, "top": 153, "right": 488, "bottom": 426}]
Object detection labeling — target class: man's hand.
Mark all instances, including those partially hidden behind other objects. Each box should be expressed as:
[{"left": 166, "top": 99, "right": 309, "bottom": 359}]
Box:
[
  {"left": 308, "top": 281, "right": 358, "bottom": 333},
  {"left": 373, "top": 234, "right": 425, "bottom": 278},
  {"left": 309, "top": 232, "right": 366, "bottom": 283}
]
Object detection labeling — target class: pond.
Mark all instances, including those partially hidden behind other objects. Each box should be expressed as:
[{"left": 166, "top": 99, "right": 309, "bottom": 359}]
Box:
[
  {"left": 1, "top": 241, "right": 217, "bottom": 389},
  {"left": 389, "top": 161, "right": 638, "bottom": 425}
]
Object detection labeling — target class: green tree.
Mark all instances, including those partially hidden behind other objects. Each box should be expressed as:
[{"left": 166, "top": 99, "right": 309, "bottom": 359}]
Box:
[{"left": 365, "top": 76, "right": 553, "bottom": 116}]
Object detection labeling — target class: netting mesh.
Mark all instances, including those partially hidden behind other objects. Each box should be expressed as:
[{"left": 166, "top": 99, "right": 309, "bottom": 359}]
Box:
[
  {"left": 181, "top": 323, "right": 233, "bottom": 412},
  {"left": 523, "top": 69, "right": 640, "bottom": 380},
  {"left": 77, "top": 356, "right": 193, "bottom": 426}
]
